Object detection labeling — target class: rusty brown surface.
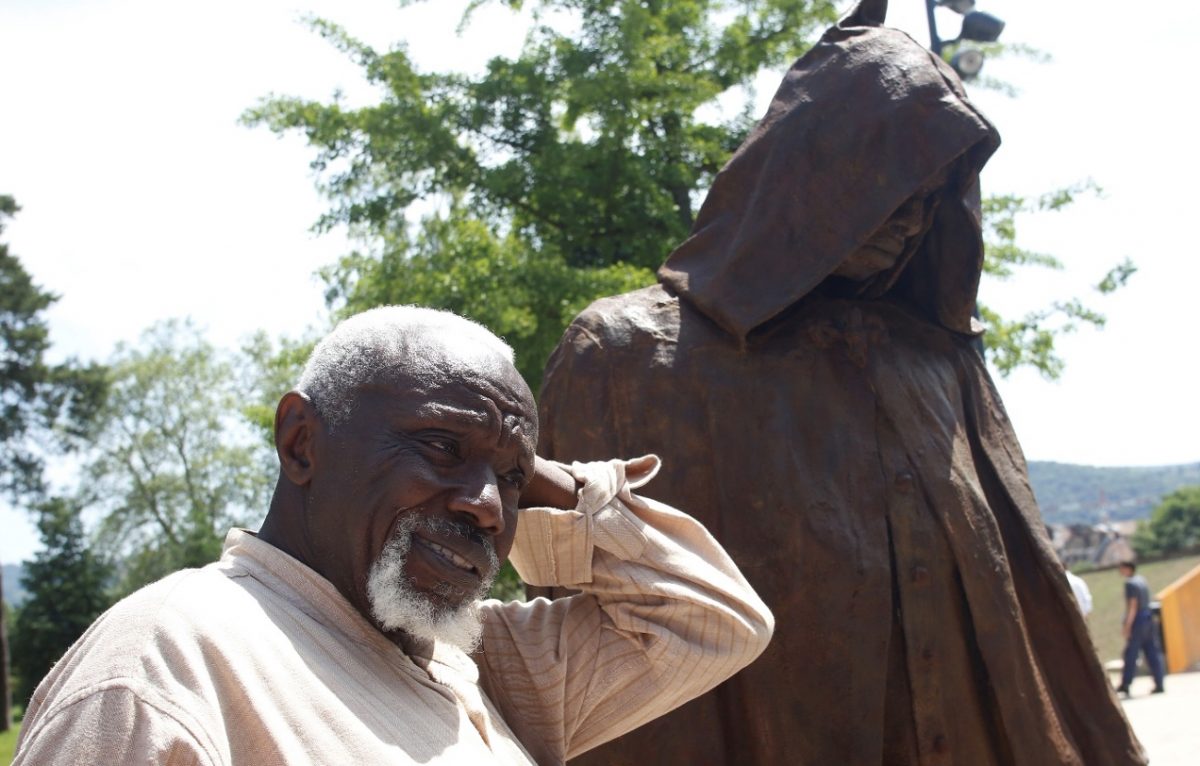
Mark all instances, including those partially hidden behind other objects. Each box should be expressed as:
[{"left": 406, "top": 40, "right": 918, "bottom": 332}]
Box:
[{"left": 533, "top": 2, "right": 1145, "bottom": 763}]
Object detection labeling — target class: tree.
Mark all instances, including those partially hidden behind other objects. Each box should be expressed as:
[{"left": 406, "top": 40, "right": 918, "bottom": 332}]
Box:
[
  {"left": 319, "top": 206, "right": 653, "bottom": 384},
  {"left": 10, "top": 497, "right": 112, "bottom": 708},
  {"left": 0, "top": 195, "right": 107, "bottom": 500},
  {"left": 81, "top": 321, "right": 275, "bottom": 595},
  {"left": 1, "top": 194, "right": 106, "bottom": 729},
  {"left": 239, "top": 329, "right": 320, "bottom": 445},
  {"left": 245, "top": 0, "right": 839, "bottom": 387},
  {"left": 979, "top": 181, "right": 1136, "bottom": 378},
  {"left": 247, "top": 1, "right": 1129, "bottom": 390},
  {"left": 1133, "top": 486, "right": 1200, "bottom": 559},
  {"left": 1, "top": 567, "right": 9, "bottom": 730}
]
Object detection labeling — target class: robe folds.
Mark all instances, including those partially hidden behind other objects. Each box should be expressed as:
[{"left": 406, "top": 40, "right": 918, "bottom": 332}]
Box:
[
  {"left": 535, "top": 1, "right": 1145, "bottom": 763},
  {"left": 539, "top": 291, "right": 1143, "bottom": 765}
]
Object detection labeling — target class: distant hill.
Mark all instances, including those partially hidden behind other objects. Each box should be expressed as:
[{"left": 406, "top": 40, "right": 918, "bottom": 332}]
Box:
[
  {"left": 2, "top": 562, "right": 28, "bottom": 607},
  {"left": 1028, "top": 461, "right": 1200, "bottom": 525}
]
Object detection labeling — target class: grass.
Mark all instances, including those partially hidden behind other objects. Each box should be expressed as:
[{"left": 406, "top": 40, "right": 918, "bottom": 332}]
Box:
[
  {"left": 0, "top": 722, "right": 18, "bottom": 765},
  {"left": 1077, "top": 554, "right": 1200, "bottom": 666}
]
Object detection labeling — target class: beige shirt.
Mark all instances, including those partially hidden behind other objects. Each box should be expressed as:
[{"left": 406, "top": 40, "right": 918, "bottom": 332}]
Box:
[{"left": 15, "top": 457, "right": 772, "bottom": 765}]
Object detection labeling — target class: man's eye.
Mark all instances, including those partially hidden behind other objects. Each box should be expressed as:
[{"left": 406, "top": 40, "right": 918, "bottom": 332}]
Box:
[{"left": 425, "top": 439, "right": 459, "bottom": 457}]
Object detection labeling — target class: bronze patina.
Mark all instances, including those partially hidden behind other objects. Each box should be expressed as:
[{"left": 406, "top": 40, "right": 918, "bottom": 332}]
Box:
[{"left": 534, "top": 1, "right": 1144, "bottom": 763}]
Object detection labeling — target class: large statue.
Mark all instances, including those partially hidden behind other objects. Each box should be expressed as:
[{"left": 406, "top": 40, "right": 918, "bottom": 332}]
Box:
[{"left": 535, "top": 1, "right": 1145, "bottom": 763}]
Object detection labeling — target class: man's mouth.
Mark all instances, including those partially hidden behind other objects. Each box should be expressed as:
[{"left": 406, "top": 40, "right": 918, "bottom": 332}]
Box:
[{"left": 415, "top": 536, "right": 478, "bottom": 575}]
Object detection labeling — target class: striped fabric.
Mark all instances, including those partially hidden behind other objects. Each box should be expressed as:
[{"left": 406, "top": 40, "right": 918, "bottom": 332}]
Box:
[{"left": 14, "top": 457, "right": 773, "bottom": 766}]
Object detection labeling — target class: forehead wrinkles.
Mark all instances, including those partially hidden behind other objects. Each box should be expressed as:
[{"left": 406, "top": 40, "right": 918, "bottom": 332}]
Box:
[
  {"left": 413, "top": 382, "right": 535, "bottom": 449},
  {"left": 371, "top": 343, "right": 536, "bottom": 444}
]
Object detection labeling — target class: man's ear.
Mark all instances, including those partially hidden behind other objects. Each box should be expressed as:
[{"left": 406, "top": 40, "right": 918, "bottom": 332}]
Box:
[{"left": 275, "top": 391, "right": 321, "bottom": 486}]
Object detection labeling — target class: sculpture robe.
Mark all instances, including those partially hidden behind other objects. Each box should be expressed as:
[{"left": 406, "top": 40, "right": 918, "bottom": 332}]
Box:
[{"left": 535, "top": 2, "right": 1145, "bottom": 763}]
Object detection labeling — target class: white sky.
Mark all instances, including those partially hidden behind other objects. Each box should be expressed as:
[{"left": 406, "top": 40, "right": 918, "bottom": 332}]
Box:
[{"left": 2, "top": 0, "right": 1197, "bottom": 562}]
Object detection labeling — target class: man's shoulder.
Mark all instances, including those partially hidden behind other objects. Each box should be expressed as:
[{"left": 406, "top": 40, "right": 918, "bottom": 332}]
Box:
[
  {"left": 106, "top": 562, "right": 248, "bottom": 632},
  {"left": 33, "top": 564, "right": 250, "bottom": 699},
  {"left": 18, "top": 565, "right": 262, "bottom": 763},
  {"left": 1125, "top": 575, "right": 1150, "bottom": 598}
]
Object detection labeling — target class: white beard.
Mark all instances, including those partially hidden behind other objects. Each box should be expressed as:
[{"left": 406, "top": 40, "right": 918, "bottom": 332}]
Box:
[{"left": 366, "top": 513, "right": 499, "bottom": 653}]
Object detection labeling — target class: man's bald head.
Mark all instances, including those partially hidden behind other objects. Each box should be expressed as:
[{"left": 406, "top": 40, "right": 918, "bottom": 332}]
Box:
[{"left": 297, "top": 306, "right": 518, "bottom": 430}]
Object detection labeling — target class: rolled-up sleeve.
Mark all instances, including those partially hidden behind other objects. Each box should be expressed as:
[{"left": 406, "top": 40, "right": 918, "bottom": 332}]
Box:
[{"left": 475, "top": 455, "right": 774, "bottom": 764}]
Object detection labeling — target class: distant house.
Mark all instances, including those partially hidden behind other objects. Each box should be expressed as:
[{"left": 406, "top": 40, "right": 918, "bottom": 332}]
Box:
[{"left": 1050, "top": 523, "right": 1137, "bottom": 568}]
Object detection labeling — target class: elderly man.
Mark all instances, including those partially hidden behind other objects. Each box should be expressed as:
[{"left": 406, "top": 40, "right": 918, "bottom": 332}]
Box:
[{"left": 14, "top": 306, "right": 773, "bottom": 765}]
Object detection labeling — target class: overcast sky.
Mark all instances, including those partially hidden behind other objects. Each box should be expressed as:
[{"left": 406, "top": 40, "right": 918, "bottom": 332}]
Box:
[{"left": 2, "top": 0, "right": 1197, "bottom": 563}]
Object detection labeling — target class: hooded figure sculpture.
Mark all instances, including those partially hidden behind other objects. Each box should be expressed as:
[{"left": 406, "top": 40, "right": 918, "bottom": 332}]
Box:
[{"left": 535, "top": 2, "right": 1146, "bottom": 764}]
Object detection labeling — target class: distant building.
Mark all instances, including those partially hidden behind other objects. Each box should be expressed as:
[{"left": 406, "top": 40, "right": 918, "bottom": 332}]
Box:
[{"left": 1050, "top": 522, "right": 1137, "bottom": 568}]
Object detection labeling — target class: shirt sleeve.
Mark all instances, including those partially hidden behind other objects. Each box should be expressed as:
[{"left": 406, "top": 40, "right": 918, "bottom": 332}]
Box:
[
  {"left": 1076, "top": 578, "right": 1092, "bottom": 616},
  {"left": 474, "top": 455, "right": 774, "bottom": 764},
  {"left": 14, "top": 683, "right": 217, "bottom": 766}
]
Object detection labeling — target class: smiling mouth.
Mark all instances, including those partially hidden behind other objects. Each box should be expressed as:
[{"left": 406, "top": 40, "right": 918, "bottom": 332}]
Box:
[{"left": 414, "top": 535, "right": 479, "bottom": 575}]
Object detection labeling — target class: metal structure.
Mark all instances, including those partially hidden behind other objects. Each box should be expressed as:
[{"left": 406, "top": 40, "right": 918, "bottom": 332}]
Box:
[{"left": 925, "top": 0, "right": 1005, "bottom": 79}]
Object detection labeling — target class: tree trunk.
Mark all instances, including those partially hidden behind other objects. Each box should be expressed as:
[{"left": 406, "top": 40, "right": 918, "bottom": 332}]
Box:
[{"left": 1, "top": 566, "right": 10, "bottom": 732}]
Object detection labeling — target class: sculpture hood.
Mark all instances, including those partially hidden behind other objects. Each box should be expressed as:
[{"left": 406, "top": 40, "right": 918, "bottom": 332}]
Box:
[{"left": 658, "top": 0, "right": 1001, "bottom": 340}]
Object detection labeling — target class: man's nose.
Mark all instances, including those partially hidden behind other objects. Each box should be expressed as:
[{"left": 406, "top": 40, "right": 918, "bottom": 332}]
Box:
[{"left": 447, "top": 467, "right": 505, "bottom": 537}]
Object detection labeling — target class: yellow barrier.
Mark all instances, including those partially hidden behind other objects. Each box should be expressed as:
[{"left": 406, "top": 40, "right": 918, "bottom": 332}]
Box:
[{"left": 1158, "top": 561, "right": 1200, "bottom": 674}]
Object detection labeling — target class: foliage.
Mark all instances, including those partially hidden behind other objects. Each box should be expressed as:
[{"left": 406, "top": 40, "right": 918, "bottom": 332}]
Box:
[
  {"left": 323, "top": 205, "right": 653, "bottom": 384},
  {"left": 247, "top": 1, "right": 1134, "bottom": 390},
  {"left": 0, "top": 195, "right": 107, "bottom": 501},
  {"left": 1132, "top": 486, "right": 1200, "bottom": 559},
  {"left": 81, "top": 321, "right": 275, "bottom": 596},
  {"left": 979, "top": 181, "right": 1136, "bottom": 378},
  {"left": 239, "top": 330, "right": 318, "bottom": 446},
  {"left": 245, "top": 0, "right": 838, "bottom": 388},
  {"left": 1, "top": 571, "right": 9, "bottom": 733},
  {"left": 488, "top": 561, "right": 525, "bottom": 602},
  {"left": 938, "top": 41, "right": 1138, "bottom": 378},
  {"left": 10, "top": 497, "right": 112, "bottom": 707}
]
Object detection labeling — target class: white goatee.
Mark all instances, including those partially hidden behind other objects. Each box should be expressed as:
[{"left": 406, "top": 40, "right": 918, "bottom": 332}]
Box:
[{"left": 366, "top": 513, "right": 499, "bottom": 653}]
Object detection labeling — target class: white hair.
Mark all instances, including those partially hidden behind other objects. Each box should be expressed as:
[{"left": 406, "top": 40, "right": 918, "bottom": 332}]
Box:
[
  {"left": 366, "top": 513, "right": 499, "bottom": 653},
  {"left": 298, "top": 305, "right": 514, "bottom": 428}
]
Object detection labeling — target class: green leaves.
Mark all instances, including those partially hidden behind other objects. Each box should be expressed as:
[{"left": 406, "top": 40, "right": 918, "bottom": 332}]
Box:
[
  {"left": 1097, "top": 258, "right": 1136, "bottom": 295},
  {"left": 10, "top": 496, "right": 112, "bottom": 707},
  {"left": 0, "top": 196, "right": 109, "bottom": 501},
  {"left": 81, "top": 321, "right": 275, "bottom": 595},
  {"left": 248, "top": 2, "right": 1130, "bottom": 388},
  {"left": 244, "top": 1, "right": 836, "bottom": 391},
  {"left": 1133, "top": 486, "right": 1200, "bottom": 559},
  {"left": 327, "top": 205, "right": 654, "bottom": 387},
  {"left": 980, "top": 180, "right": 1136, "bottom": 379}
]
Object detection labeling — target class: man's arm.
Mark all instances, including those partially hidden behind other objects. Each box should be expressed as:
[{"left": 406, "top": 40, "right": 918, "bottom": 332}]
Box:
[
  {"left": 518, "top": 456, "right": 579, "bottom": 510},
  {"left": 1123, "top": 593, "right": 1138, "bottom": 640},
  {"left": 475, "top": 456, "right": 774, "bottom": 764}
]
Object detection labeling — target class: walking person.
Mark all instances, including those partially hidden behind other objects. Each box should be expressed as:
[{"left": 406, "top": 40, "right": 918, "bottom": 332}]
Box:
[{"left": 1116, "top": 561, "right": 1166, "bottom": 697}]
